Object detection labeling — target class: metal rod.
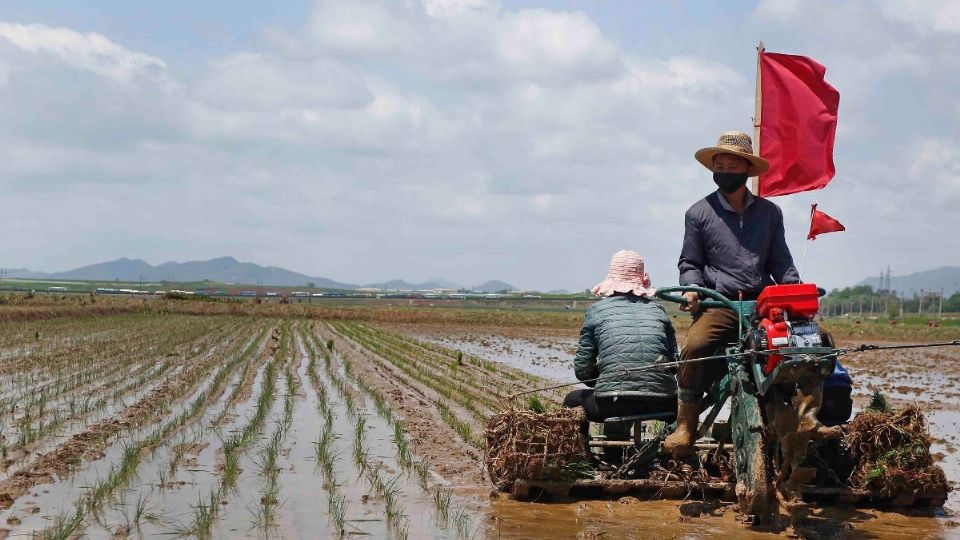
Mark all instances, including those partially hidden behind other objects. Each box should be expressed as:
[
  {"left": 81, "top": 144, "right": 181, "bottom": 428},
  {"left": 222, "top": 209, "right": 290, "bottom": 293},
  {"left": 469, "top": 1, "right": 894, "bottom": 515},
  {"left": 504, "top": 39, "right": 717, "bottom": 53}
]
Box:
[{"left": 846, "top": 340, "right": 960, "bottom": 353}]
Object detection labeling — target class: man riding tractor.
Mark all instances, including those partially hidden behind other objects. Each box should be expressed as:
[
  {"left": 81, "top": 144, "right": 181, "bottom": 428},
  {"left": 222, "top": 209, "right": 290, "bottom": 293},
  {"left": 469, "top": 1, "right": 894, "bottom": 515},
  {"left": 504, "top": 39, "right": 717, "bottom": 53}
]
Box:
[{"left": 663, "top": 131, "right": 835, "bottom": 458}]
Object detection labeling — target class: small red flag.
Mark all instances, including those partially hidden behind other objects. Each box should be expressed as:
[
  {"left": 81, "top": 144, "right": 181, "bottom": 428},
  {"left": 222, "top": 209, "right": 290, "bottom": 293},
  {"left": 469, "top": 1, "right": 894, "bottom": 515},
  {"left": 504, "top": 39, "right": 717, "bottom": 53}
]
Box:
[
  {"left": 759, "top": 52, "right": 840, "bottom": 197},
  {"left": 807, "top": 204, "right": 845, "bottom": 240}
]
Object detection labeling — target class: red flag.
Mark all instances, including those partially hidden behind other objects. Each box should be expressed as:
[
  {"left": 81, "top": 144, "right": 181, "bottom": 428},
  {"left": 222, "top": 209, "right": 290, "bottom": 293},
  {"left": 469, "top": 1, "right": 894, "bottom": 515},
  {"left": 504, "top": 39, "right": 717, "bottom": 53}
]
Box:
[
  {"left": 759, "top": 52, "right": 840, "bottom": 197},
  {"left": 807, "top": 204, "right": 845, "bottom": 240}
]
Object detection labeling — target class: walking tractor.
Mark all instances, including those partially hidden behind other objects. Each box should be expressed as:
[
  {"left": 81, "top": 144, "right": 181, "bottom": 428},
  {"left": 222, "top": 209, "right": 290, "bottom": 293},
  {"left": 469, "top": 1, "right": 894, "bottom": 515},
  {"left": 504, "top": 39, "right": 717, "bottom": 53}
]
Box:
[
  {"left": 493, "top": 282, "right": 957, "bottom": 523},
  {"left": 652, "top": 283, "right": 840, "bottom": 519}
]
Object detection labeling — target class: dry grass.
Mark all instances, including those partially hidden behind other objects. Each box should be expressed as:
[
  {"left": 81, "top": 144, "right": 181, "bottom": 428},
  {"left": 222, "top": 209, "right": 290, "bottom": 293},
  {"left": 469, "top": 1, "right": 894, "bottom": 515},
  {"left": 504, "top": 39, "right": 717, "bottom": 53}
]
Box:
[
  {"left": 484, "top": 407, "right": 588, "bottom": 491},
  {"left": 845, "top": 404, "right": 950, "bottom": 496}
]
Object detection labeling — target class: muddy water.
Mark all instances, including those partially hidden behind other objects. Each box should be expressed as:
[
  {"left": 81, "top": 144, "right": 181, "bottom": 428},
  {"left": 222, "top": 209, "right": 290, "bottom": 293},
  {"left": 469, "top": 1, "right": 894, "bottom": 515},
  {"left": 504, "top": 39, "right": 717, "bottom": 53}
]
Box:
[
  {"left": 486, "top": 496, "right": 956, "bottom": 539},
  {"left": 423, "top": 331, "right": 960, "bottom": 538},
  {"left": 426, "top": 335, "right": 572, "bottom": 382},
  {"left": 268, "top": 348, "right": 336, "bottom": 539},
  {"left": 2, "top": 332, "right": 254, "bottom": 536},
  {"left": 263, "top": 337, "right": 462, "bottom": 539}
]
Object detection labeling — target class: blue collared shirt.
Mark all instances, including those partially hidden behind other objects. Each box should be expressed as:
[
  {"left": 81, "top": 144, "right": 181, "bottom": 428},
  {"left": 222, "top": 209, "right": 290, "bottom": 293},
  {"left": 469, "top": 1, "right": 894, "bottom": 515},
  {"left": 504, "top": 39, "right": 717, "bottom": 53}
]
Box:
[{"left": 678, "top": 190, "right": 800, "bottom": 298}]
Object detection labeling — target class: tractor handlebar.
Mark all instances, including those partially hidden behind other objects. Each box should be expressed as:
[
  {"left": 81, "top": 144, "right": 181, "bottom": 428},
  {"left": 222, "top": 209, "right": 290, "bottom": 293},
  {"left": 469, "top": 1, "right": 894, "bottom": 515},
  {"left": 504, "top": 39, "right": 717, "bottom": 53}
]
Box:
[
  {"left": 655, "top": 285, "right": 738, "bottom": 311},
  {"left": 655, "top": 285, "right": 754, "bottom": 336}
]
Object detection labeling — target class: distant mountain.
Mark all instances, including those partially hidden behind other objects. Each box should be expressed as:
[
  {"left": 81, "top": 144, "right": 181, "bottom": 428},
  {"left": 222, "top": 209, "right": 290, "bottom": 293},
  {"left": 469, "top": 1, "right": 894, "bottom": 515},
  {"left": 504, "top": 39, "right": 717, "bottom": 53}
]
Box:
[
  {"left": 425, "top": 277, "right": 461, "bottom": 289},
  {"left": 473, "top": 280, "right": 518, "bottom": 293},
  {"left": 6, "top": 268, "right": 51, "bottom": 279},
  {"left": 13, "top": 256, "right": 358, "bottom": 289},
  {"left": 364, "top": 279, "right": 462, "bottom": 291},
  {"left": 856, "top": 266, "right": 960, "bottom": 297},
  {"left": 54, "top": 257, "right": 156, "bottom": 281},
  {"left": 5, "top": 257, "right": 524, "bottom": 292}
]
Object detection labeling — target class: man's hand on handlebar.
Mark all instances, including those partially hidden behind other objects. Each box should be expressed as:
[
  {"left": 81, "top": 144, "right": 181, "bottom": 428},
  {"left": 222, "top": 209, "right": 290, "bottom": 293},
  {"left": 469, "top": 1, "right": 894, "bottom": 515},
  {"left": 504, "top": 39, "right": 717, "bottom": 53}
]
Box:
[{"left": 680, "top": 291, "right": 700, "bottom": 313}]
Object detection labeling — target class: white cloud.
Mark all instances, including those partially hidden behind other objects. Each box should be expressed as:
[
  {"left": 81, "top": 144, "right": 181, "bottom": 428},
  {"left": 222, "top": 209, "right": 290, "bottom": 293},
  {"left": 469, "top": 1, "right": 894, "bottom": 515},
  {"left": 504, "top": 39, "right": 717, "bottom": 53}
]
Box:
[
  {"left": 421, "top": 0, "right": 498, "bottom": 19},
  {"left": 308, "top": 0, "right": 422, "bottom": 54},
  {"left": 0, "top": 22, "right": 168, "bottom": 84},
  {"left": 753, "top": 0, "right": 804, "bottom": 22},
  {"left": 879, "top": 0, "right": 960, "bottom": 34},
  {"left": 910, "top": 138, "right": 960, "bottom": 198},
  {"left": 194, "top": 52, "right": 371, "bottom": 110},
  {"left": 0, "top": 4, "right": 758, "bottom": 288},
  {"left": 498, "top": 9, "right": 621, "bottom": 83},
  {"left": 0, "top": 1, "right": 956, "bottom": 290}
]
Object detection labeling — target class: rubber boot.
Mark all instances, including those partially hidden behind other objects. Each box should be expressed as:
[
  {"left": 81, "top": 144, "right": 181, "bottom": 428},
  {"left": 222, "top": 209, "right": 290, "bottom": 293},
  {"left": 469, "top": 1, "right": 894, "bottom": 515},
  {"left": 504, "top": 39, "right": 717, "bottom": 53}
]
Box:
[{"left": 663, "top": 400, "right": 697, "bottom": 459}]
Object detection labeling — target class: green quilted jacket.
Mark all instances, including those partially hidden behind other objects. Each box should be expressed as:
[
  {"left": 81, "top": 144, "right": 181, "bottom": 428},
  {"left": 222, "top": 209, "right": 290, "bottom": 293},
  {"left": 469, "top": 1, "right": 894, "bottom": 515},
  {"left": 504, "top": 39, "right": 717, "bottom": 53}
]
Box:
[{"left": 574, "top": 294, "right": 678, "bottom": 399}]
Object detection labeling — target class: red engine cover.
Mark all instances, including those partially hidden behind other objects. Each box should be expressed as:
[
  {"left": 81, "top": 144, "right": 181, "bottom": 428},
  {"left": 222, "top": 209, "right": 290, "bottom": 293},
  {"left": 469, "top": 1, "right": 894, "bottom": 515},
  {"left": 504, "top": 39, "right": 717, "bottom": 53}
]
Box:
[
  {"left": 757, "top": 283, "right": 819, "bottom": 320},
  {"left": 757, "top": 284, "right": 820, "bottom": 374},
  {"left": 761, "top": 314, "right": 790, "bottom": 374}
]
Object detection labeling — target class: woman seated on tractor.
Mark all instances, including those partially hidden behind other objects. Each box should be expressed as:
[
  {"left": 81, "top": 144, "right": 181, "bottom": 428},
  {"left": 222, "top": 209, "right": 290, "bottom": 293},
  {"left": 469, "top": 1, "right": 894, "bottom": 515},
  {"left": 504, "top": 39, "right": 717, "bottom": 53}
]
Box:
[{"left": 563, "top": 250, "right": 678, "bottom": 423}]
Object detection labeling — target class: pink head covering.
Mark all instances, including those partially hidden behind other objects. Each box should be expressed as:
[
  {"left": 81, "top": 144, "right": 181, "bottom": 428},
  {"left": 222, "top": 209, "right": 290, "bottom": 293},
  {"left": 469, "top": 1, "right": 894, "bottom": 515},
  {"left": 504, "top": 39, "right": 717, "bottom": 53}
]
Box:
[{"left": 591, "top": 250, "right": 656, "bottom": 298}]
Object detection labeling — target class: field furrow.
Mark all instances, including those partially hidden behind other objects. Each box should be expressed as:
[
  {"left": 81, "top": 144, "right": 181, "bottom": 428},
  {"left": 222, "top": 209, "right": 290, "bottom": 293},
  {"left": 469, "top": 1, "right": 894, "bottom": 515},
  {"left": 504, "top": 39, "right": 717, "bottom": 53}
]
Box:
[{"left": 0, "top": 318, "right": 259, "bottom": 532}]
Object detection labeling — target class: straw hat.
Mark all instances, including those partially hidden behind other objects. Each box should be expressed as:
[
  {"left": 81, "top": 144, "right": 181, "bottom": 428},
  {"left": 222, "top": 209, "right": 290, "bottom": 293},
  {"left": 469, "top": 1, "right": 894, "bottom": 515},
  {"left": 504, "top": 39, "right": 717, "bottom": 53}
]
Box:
[
  {"left": 591, "top": 250, "right": 656, "bottom": 298},
  {"left": 694, "top": 131, "right": 769, "bottom": 177}
]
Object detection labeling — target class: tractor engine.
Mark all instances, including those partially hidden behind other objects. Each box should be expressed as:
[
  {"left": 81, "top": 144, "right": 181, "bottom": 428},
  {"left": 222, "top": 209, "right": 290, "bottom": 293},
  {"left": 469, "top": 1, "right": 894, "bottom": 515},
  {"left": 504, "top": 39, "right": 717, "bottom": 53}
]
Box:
[{"left": 754, "top": 283, "right": 822, "bottom": 374}]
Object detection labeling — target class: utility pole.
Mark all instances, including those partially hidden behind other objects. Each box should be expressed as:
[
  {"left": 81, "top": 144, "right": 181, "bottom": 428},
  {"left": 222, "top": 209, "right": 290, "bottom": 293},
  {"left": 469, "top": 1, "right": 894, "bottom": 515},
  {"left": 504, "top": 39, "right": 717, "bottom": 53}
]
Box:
[
  {"left": 939, "top": 288, "right": 944, "bottom": 322},
  {"left": 919, "top": 289, "right": 924, "bottom": 314}
]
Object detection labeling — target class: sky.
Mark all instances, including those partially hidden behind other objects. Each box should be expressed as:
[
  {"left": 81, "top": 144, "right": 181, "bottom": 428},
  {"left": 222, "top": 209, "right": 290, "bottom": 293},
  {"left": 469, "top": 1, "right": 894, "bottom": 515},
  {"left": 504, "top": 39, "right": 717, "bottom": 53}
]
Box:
[{"left": 0, "top": 0, "right": 957, "bottom": 291}]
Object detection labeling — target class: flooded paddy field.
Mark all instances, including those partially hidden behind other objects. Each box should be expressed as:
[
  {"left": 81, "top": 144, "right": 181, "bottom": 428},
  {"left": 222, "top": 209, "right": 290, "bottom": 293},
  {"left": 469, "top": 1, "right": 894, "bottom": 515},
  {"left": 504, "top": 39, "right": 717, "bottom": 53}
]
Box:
[
  {"left": 0, "top": 310, "right": 564, "bottom": 539},
  {"left": 0, "top": 300, "right": 956, "bottom": 539},
  {"left": 392, "top": 319, "right": 960, "bottom": 538}
]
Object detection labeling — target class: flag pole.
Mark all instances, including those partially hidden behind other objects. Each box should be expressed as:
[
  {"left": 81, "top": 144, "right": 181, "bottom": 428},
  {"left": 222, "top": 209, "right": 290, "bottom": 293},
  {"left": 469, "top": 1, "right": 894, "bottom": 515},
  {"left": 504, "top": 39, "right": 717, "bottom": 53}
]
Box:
[
  {"left": 752, "top": 41, "right": 764, "bottom": 195},
  {"left": 801, "top": 203, "right": 815, "bottom": 279},
  {"left": 800, "top": 240, "right": 809, "bottom": 278}
]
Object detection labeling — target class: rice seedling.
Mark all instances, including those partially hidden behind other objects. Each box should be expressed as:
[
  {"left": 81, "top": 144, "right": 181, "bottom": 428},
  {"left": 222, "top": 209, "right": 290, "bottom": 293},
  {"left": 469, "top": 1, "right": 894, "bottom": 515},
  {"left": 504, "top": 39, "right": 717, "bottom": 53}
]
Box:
[
  {"left": 363, "top": 461, "right": 387, "bottom": 494},
  {"left": 314, "top": 432, "right": 338, "bottom": 483},
  {"left": 191, "top": 490, "right": 221, "bottom": 539},
  {"left": 155, "top": 465, "right": 168, "bottom": 488},
  {"left": 527, "top": 394, "right": 547, "bottom": 414},
  {"left": 392, "top": 421, "right": 412, "bottom": 470},
  {"left": 129, "top": 493, "right": 154, "bottom": 527},
  {"left": 329, "top": 492, "right": 347, "bottom": 533},
  {"left": 453, "top": 507, "right": 473, "bottom": 538},
  {"left": 414, "top": 458, "right": 432, "bottom": 491},
  {"left": 29, "top": 325, "right": 258, "bottom": 535},
  {"left": 436, "top": 401, "right": 483, "bottom": 449},
  {"left": 35, "top": 506, "right": 85, "bottom": 540},
  {"left": 433, "top": 487, "right": 452, "bottom": 524},
  {"left": 352, "top": 413, "right": 369, "bottom": 471},
  {"left": 326, "top": 322, "right": 497, "bottom": 430},
  {"left": 257, "top": 424, "right": 284, "bottom": 476}
]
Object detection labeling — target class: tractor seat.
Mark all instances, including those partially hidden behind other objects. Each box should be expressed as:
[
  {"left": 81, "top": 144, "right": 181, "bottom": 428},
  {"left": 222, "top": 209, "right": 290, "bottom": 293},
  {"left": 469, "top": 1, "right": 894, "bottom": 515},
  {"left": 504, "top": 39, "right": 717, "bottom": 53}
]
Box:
[{"left": 599, "top": 410, "right": 676, "bottom": 450}]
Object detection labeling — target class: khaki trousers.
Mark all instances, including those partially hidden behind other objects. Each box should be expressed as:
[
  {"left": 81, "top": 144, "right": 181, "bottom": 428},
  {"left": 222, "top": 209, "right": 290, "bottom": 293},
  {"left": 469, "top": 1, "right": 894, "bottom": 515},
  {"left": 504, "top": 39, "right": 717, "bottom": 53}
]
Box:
[{"left": 676, "top": 308, "right": 739, "bottom": 403}]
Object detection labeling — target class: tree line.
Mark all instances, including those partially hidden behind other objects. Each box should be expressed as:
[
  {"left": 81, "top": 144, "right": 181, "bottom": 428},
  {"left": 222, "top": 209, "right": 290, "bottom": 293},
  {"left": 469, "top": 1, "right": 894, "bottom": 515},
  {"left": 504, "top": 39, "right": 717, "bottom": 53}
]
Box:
[{"left": 822, "top": 285, "right": 959, "bottom": 318}]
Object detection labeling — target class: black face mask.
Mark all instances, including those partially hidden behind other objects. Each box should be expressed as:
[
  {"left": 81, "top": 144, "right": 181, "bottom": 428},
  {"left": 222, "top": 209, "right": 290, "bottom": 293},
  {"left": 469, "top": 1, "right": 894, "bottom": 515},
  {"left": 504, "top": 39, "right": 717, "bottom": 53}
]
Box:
[{"left": 713, "top": 172, "right": 748, "bottom": 194}]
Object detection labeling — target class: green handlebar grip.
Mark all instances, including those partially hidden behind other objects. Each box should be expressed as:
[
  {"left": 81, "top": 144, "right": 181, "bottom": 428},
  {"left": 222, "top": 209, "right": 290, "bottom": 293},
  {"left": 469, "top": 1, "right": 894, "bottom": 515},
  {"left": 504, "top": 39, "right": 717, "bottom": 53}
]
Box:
[
  {"left": 655, "top": 285, "right": 739, "bottom": 312},
  {"left": 655, "top": 286, "right": 752, "bottom": 337}
]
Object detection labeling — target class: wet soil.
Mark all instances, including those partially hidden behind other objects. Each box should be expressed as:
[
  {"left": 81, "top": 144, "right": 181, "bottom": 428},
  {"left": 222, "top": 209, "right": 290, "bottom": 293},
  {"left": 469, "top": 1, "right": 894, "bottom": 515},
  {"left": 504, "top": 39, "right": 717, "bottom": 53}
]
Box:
[
  {"left": 397, "top": 321, "right": 960, "bottom": 538},
  {"left": 317, "top": 324, "right": 489, "bottom": 490},
  {"left": 0, "top": 310, "right": 955, "bottom": 538},
  {"left": 0, "top": 325, "right": 247, "bottom": 511}
]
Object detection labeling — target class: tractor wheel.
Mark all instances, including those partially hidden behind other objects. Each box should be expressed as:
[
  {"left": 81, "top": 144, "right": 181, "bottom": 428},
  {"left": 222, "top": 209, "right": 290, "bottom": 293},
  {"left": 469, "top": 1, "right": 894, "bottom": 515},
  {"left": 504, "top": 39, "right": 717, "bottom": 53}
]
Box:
[{"left": 731, "top": 376, "right": 774, "bottom": 519}]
